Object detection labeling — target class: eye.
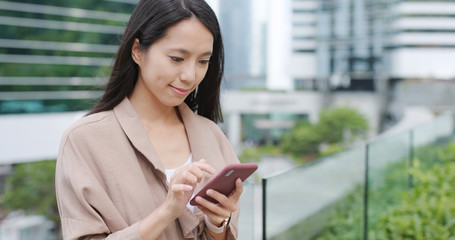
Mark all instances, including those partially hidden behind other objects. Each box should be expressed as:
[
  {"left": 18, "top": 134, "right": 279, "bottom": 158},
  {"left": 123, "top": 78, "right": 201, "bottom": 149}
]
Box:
[
  {"left": 170, "top": 56, "right": 184, "bottom": 62},
  {"left": 199, "top": 59, "right": 210, "bottom": 65}
]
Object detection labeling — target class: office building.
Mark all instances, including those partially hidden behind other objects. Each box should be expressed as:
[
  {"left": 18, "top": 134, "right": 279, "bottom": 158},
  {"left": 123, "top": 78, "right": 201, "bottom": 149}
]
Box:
[
  {"left": 270, "top": 0, "right": 455, "bottom": 92},
  {"left": 217, "top": 0, "right": 267, "bottom": 90}
]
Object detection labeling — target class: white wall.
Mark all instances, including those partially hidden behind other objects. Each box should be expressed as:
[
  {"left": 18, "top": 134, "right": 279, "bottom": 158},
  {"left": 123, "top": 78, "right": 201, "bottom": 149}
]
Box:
[
  {"left": 0, "top": 112, "right": 84, "bottom": 164},
  {"left": 222, "top": 91, "right": 322, "bottom": 120},
  {"left": 392, "top": 18, "right": 455, "bottom": 31},
  {"left": 266, "top": 0, "right": 293, "bottom": 90},
  {"left": 392, "top": 33, "right": 455, "bottom": 45},
  {"left": 389, "top": 48, "right": 455, "bottom": 79},
  {"left": 291, "top": 53, "right": 317, "bottom": 78},
  {"left": 396, "top": 2, "right": 455, "bottom": 15}
]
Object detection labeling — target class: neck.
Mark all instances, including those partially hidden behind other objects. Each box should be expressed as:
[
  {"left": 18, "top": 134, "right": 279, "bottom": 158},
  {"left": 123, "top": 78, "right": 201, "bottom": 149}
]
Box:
[{"left": 129, "top": 90, "right": 181, "bottom": 126}]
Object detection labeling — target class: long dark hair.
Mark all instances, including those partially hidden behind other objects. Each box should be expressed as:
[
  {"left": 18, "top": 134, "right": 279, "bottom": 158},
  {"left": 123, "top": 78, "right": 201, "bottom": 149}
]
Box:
[{"left": 89, "top": 0, "right": 224, "bottom": 122}]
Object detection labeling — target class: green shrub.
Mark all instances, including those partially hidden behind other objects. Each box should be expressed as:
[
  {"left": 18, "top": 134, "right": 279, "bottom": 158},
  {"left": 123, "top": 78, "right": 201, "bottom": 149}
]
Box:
[
  {"left": 280, "top": 107, "right": 368, "bottom": 161},
  {"left": 316, "top": 107, "right": 369, "bottom": 145},
  {"left": 281, "top": 121, "right": 321, "bottom": 158},
  {"left": 238, "top": 144, "right": 283, "bottom": 163},
  {"left": 314, "top": 190, "right": 363, "bottom": 240},
  {"left": 316, "top": 142, "right": 455, "bottom": 240},
  {"left": 1, "top": 160, "right": 58, "bottom": 224},
  {"left": 373, "top": 159, "right": 455, "bottom": 240},
  {"left": 319, "top": 144, "right": 345, "bottom": 158}
]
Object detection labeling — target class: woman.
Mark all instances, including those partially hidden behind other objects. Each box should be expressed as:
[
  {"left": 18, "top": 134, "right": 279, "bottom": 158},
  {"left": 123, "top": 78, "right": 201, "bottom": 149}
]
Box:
[{"left": 55, "top": 0, "right": 242, "bottom": 239}]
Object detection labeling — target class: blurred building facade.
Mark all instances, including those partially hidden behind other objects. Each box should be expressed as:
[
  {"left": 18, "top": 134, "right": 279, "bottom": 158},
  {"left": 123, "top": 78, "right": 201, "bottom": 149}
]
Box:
[
  {"left": 271, "top": 0, "right": 455, "bottom": 91},
  {"left": 2, "top": 0, "right": 454, "bottom": 113},
  {"left": 216, "top": 0, "right": 455, "bottom": 150},
  {"left": 0, "top": 0, "right": 130, "bottom": 114},
  {"left": 216, "top": 0, "right": 267, "bottom": 90}
]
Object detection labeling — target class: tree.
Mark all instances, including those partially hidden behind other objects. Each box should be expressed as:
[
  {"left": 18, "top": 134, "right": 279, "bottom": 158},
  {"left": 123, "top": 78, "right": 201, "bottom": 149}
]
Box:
[
  {"left": 1, "top": 160, "right": 59, "bottom": 227},
  {"left": 280, "top": 107, "right": 369, "bottom": 161},
  {"left": 317, "top": 107, "right": 369, "bottom": 146},
  {"left": 281, "top": 121, "right": 321, "bottom": 159}
]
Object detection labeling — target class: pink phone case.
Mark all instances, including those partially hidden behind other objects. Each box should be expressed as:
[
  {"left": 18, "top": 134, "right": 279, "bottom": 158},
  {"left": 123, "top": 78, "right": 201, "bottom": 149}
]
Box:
[{"left": 189, "top": 163, "right": 258, "bottom": 206}]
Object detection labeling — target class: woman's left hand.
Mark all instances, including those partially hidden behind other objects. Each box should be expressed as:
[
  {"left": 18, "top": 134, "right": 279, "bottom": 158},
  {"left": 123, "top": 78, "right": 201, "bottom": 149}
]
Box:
[{"left": 195, "top": 178, "right": 243, "bottom": 227}]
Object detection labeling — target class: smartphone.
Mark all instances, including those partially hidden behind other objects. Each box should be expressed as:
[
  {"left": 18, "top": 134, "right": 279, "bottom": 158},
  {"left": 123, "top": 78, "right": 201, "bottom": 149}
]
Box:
[{"left": 189, "top": 163, "right": 258, "bottom": 206}]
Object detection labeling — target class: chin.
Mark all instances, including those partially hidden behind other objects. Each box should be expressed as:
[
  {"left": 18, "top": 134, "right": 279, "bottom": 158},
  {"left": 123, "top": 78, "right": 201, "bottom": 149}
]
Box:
[{"left": 165, "top": 99, "right": 186, "bottom": 107}]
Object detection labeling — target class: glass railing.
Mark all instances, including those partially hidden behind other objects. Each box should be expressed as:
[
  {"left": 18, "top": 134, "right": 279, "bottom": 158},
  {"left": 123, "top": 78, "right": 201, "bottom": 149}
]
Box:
[
  {"left": 238, "top": 181, "right": 258, "bottom": 240},
  {"left": 367, "top": 113, "right": 455, "bottom": 240},
  {"left": 263, "top": 112, "right": 455, "bottom": 240},
  {"left": 366, "top": 131, "right": 411, "bottom": 239},
  {"left": 263, "top": 146, "right": 365, "bottom": 239}
]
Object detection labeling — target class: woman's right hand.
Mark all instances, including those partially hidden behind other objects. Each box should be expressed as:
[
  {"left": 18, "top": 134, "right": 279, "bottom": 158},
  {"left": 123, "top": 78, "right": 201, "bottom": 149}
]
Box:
[
  {"left": 139, "top": 159, "right": 216, "bottom": 240},
  {"left": 163, "top": 159, "right": 216, "bottom": 219}
]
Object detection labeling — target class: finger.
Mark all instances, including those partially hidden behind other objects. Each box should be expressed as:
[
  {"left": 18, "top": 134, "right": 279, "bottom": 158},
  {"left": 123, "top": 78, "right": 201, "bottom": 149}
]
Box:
[
  {"left": 173, "top": 159, "right": 213, "bottom": 178},
  {"left": 194, "top": 159, "right": 216, "bottom": 174},
  {"left": 206, "top": 189, "right": 238, "bottom": 212},
  {"left": 195, "top": 204, "right": 212, "bottom": 217},
  {"left": 172, "top": 167, "right": 211, "bottom": 189},
  {"left": 201, "top": 178, "right": 243, "bottom": 210},
  {"left": 171, "top": 184, "right": 193, "bottom": 192},
  {"left": 195, "top": 196, "right": 232, "bottom": 218},
  {"left": 186, "top": 164, "right": 205, "bottom": 181},
  {"left": 228, "top": 178, "right": 244, "bottom": 199},
  {"left": 181, "top": 163, "right": 210, "bottom": 185},
  {"left": 197, "top": 205, "right": 226, "bottom": 226},
  {"left": 171, "top": 170, "right": 198, "bottom": 186}
]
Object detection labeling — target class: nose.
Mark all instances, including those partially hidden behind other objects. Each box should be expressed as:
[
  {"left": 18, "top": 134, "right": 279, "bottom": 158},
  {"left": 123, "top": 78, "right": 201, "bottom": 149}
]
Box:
[{"left": 180, "top": 62, "right": 196, "bottom": 83}]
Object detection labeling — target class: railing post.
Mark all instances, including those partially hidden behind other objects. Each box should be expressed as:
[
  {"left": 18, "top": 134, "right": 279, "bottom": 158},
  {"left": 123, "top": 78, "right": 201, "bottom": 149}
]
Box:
[
  {"left": 408, "top": 130, "right": 414, "bottom": 188},
  {"left": 262, "top": 178, "right": 267, "bottom": 240},
  {"left": 363, "top": 144, "right": 369, "bottom": 240}
]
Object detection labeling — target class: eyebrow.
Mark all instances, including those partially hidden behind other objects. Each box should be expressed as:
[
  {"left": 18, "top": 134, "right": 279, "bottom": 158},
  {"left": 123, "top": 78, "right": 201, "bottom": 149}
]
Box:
[{"left": 170, "top": 48, "right": 212, "bottom": 57}]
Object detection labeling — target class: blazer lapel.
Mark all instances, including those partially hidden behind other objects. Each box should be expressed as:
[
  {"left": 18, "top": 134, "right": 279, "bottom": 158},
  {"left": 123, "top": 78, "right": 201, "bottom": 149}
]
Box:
[
  {"left": 178, "top": 104, "right": 225, "bottom": 174},
  {"left": 113, "top": 99, "right": 224, "bottom": 176},
  {"left": 113, "top": 98, "right": 166, "bottom": 175}
]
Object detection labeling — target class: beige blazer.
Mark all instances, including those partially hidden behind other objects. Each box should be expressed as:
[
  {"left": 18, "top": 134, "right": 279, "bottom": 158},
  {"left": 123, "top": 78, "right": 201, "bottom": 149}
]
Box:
[{"left": 56, "top": 98, "right": 240, "bottom": 240}]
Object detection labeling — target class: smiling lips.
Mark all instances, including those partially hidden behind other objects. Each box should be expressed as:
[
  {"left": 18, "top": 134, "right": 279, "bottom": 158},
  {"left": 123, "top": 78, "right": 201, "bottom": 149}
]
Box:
[{"left": 170, "top": 85, "right": 190, "bottom": 96}]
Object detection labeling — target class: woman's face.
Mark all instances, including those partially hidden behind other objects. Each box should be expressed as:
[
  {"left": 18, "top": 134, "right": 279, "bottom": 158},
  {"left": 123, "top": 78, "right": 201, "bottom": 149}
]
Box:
[{"left": 131, "top": 18, "right": 213, "bottom": 108}]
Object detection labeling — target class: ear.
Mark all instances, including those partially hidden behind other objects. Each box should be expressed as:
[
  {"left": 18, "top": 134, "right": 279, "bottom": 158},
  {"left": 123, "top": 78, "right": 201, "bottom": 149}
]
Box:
[{"left": 131, "top": 38, "right": 142, "bottom": 65}]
